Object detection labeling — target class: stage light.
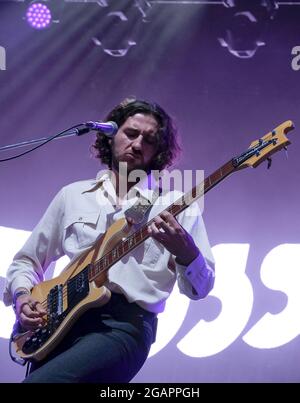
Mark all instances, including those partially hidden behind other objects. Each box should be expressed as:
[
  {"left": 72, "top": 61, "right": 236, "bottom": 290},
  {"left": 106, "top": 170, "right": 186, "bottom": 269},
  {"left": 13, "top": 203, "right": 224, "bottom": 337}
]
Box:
[
  {"left": 24, "top": 0, "right": 65, "bottom": 31},
  {"left": 218, "top": 0, "right": 278, "bottom": 58},
  {"left": 26, "top": 1, "right": 52, "bottom": 30}
]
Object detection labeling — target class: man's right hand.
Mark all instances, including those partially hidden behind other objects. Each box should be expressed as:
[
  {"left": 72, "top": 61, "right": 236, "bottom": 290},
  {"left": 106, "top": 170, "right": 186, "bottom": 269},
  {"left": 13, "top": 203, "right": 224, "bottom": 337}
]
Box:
[{"left": 15, "top": 294, "right": 47, "bottom": 331}]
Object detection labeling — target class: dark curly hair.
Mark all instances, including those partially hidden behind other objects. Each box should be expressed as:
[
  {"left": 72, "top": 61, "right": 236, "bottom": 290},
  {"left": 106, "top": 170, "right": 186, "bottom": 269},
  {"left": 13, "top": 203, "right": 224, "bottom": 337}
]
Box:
[{"left": 92, "top": 98, "right": 181, "bottom": 171}]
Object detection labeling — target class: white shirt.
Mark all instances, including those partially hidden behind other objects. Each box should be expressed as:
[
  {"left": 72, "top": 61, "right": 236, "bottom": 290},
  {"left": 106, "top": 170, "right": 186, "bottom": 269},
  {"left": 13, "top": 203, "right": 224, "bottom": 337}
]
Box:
[{"left": 4, "top": 172, "right": 215, "bottom": 313}]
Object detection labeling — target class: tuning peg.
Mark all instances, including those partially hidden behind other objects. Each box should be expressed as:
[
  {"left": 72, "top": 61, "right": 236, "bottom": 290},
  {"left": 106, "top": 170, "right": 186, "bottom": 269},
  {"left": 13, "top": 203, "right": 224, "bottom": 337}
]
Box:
[
  {"left": 267, "top": 157, "right": 272, "bottom": 169},
  {"left": 283, "top": 146, "right": 289, "bottom": 159}
]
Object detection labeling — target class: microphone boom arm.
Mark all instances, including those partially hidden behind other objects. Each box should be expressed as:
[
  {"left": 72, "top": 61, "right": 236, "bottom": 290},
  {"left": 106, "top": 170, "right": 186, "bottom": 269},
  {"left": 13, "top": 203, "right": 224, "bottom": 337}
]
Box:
[{"left": 0, "top": 124, "right": 90, "bottom": 153}]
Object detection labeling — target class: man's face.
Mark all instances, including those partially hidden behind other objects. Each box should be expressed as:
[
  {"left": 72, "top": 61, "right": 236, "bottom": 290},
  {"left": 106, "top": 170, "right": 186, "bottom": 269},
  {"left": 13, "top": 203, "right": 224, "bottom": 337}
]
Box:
[{"left": 111, "top": 113, "right": 159, "bottom": 174}]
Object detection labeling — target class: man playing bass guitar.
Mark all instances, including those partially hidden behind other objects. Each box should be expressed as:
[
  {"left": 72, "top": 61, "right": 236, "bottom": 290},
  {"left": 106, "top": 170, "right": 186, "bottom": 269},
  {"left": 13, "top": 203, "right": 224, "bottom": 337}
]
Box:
[{"left": 4, "top": 98, "right": 215, "bottom": 383}]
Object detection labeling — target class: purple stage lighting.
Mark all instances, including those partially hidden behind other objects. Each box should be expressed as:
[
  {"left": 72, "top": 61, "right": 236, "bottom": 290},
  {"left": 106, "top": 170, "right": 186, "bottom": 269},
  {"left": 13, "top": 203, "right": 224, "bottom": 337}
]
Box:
[{"left": 26, "top": 2, "right": 52, "bottom": 30}]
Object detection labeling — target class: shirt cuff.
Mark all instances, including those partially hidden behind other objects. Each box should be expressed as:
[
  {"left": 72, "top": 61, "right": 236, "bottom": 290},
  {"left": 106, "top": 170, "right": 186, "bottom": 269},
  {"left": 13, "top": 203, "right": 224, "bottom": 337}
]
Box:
[
  {"left": 3, "top": 277, "right": 33, "bottom": 307},
  {"left": 178, "top": 253, "right": 215, "bottom": 297}
]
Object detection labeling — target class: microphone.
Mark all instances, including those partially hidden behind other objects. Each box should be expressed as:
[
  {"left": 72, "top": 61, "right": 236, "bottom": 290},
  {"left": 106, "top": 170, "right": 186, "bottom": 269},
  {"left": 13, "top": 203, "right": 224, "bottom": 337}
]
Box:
[{"left": 85, "top": 121, "right": 118, "bottom": 137}]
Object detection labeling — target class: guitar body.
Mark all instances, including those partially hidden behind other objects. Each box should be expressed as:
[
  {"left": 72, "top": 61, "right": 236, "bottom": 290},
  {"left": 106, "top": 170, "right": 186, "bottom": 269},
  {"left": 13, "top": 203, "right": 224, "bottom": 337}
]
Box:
[{"left": 13, "top": 217, "right": 131, "bottom": 362}]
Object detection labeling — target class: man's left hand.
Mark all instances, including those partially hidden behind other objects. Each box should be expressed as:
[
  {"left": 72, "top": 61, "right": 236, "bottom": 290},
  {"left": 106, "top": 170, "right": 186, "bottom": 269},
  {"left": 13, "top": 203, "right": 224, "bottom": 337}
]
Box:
[{"left": 147, "top": 211, "right": 199, "bottom": 266}]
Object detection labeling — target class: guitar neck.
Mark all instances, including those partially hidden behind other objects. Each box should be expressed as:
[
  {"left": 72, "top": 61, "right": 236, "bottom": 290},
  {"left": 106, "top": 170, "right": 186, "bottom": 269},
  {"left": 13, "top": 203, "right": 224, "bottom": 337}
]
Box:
[
  {"left": 171, "top": 159, "right": 236, "bottom": 216},
  {"left": 88, "top": 159, "right": 236, "bottom": 283}
]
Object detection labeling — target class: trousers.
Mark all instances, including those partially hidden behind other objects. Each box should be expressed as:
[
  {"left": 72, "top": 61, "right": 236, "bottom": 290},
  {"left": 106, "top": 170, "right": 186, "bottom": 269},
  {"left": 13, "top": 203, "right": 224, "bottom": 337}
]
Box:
[{"left": 23, "top": 293, "right": 157, "bottom": 383}]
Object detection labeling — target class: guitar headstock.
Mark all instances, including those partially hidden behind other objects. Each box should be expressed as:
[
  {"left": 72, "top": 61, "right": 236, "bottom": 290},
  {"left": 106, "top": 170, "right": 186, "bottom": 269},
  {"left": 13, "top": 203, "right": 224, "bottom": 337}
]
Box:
[{"left": 233, "top": 120, "right": 295, "bottom": 170}]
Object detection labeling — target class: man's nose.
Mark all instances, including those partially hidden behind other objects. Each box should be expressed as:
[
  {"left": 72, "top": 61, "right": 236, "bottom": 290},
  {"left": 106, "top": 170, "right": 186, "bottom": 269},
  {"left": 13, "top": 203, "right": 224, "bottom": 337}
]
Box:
[{"left": 131, "top": 135, "right": 143, "bottom": 150}]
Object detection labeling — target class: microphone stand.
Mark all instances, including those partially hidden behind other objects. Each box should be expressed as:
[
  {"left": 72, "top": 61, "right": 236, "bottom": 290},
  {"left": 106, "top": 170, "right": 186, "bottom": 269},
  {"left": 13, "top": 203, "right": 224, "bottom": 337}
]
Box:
[{"left": 0, "top": 124, "right": 90, "bottom": 153}]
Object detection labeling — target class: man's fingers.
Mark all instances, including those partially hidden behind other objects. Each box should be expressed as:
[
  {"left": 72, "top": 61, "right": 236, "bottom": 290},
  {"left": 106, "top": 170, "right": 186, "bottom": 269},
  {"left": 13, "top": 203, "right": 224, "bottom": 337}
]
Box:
[
  {"left": 150, "top": 222, "right": 161, "bottom": 235},
  {"left": 19, "top": 302, "right": 37, "bottom": 317},
  {"left": 19, "top": 312, "right": 44, "bottom": 330},
  {"left": 160, "top": 212, "right": 183, "bottom": 230},
  {"left": 35, "top": 302, "right": 47, "bottom": 315},
  {"left": 19, "top": 300, "right": 46, "bottom": 318},
  {"left": 158, "top": 219, "right": 176, "bottom": 235},
  {"left": 159, "top": 211, "right": 177, "bottom": 225},
  {"left": 147, "top": 222, "right": 168, "bottom": 245}
]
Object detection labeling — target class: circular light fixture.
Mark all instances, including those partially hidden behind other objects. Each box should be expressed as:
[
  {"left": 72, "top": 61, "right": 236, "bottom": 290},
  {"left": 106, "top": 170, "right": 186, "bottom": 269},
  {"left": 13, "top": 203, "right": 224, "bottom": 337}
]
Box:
[{"left": 26, "top": 2, "right": 52, "bottom": 30}]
